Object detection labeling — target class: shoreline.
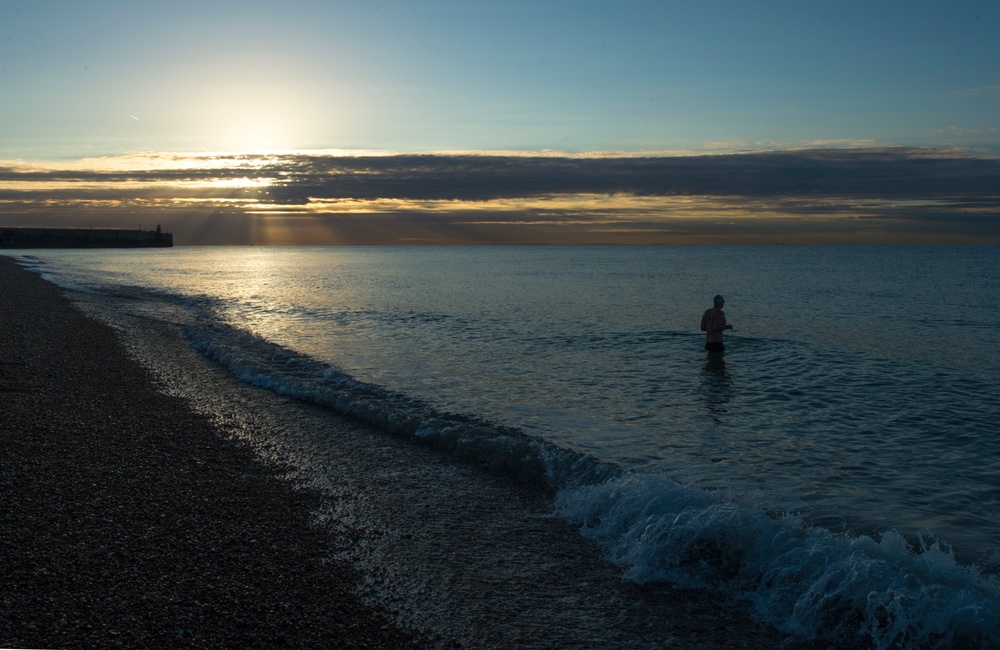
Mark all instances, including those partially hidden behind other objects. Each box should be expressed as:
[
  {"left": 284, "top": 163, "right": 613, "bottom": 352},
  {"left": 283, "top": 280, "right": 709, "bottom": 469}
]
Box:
[
  {"left": 0, "top": 256, "right": 415, "bottom": 648},
  {"left": 0, "top": 254, "right": 819, "bottom": 649}
]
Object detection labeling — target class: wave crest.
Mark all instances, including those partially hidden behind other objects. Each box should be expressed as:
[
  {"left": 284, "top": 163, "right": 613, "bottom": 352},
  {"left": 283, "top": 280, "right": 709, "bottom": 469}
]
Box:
[{"left": 556, "top": 473, "right": 1000, "bottom": 648}]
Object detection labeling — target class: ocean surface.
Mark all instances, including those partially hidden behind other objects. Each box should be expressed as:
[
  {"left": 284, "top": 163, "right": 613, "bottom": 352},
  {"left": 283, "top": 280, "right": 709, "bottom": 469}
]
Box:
[{"left": 15, "top": 245, "right": 1000, "bottom": 647}]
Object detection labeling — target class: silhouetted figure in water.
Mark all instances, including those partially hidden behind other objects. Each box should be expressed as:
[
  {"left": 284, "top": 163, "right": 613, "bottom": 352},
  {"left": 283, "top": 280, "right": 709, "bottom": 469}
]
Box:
[{"left": 701, "top": 294, "right": 733, "bottom": 352}]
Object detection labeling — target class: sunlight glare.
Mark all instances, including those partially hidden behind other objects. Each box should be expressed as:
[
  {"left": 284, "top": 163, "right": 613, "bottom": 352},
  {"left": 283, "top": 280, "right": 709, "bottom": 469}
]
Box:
[{"left": 220, "top": 106, "right": 299, "bottom": 153}]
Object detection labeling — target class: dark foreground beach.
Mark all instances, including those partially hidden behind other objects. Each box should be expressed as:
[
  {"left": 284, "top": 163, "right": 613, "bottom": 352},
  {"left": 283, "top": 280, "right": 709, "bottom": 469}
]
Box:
[
  {"left": 1, "top": 256, "right": 822, "bottom": 649},
  {"left": 0, "top": 256, "right": 416, "bottom": 648}
]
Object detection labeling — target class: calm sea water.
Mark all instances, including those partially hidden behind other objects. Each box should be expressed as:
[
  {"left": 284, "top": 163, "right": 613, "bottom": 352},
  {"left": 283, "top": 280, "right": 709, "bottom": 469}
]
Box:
[{"left": 16, "top": 245, "right": 1000, "bottom": 646}]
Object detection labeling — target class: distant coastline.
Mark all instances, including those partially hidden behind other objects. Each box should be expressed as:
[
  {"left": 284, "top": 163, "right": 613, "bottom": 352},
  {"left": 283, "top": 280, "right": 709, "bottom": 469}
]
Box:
[{"left": 0, "top": 226, "right": 172, "bottom": 248}]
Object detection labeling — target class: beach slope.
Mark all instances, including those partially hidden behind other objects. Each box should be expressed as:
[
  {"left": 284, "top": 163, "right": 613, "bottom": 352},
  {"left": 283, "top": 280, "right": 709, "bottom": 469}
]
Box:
[{"left": 0, "top": 256, "right": 414, "bottom": 648}]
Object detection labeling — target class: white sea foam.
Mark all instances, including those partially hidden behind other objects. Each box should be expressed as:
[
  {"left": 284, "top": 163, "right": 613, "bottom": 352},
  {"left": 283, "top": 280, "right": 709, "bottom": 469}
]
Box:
[
  {"left": 556, "top": 473, "right": 1000, "bottom": 648},
  {"left": 186, "top": 316, "right": 1000, "bottom": 647},
  {"left": 185, "top": 320, "right": 617, "bottom": 490}
]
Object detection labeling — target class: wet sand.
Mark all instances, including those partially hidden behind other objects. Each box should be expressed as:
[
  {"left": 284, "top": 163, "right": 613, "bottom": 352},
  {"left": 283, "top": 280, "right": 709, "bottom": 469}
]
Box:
[{"left": 0, "top": 255, "right": 824, "bottom": 649}]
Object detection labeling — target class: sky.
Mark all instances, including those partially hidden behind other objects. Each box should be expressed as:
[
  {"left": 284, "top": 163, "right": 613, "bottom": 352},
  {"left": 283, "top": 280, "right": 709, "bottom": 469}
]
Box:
[{"left": 1, "top": 0, "right": 999, "bottom": 244}]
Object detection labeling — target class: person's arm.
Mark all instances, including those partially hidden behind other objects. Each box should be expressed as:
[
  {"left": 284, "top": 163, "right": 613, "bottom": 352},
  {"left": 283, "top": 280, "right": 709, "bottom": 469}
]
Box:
[{"left": 715, "top": 311, "right": 733, "bottom": 331}]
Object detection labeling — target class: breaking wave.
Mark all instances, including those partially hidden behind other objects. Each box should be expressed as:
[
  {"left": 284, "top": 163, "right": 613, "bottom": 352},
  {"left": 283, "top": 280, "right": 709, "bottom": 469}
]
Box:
[{"left": 187, "top": 317, "right": 1000, "bottom": 649}]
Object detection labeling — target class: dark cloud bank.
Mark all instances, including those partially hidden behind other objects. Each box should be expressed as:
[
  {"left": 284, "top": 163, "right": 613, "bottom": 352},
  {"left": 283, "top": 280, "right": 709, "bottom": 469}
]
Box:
[
  {"left": 261, "top": 148, "right": 1000, "bottom": 202},
  {"left": 1, "top": 147, "right": 998, "bottom": 244}
]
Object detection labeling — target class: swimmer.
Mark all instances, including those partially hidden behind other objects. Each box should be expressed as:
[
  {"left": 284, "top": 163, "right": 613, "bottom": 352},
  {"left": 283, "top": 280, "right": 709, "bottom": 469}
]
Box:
[{"left": 700, "top": 294, "right": 733, "bottom": 352}]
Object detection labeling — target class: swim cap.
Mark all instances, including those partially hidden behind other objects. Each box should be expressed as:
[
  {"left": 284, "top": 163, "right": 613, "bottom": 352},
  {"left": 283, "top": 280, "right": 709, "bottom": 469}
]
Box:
[{"left": 714, "top": 294, "right": 725, "bottom": 305}]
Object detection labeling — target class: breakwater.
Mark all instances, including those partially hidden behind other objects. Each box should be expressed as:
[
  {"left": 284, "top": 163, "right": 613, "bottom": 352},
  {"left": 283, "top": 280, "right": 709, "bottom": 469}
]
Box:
[{"left": 0, "top": 227, "right": 172, "bottom": 248}]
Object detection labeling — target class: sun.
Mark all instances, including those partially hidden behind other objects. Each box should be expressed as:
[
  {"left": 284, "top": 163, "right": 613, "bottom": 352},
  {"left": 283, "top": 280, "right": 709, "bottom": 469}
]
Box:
[{"left": 219, "top": 107, "right": 299, "bottom": 153}]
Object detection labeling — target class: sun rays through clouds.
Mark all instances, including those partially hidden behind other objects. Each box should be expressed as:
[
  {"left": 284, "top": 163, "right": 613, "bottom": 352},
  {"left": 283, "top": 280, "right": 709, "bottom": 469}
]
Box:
[{"left": 2, "top": 148, "right": 998, "bottom": 245}]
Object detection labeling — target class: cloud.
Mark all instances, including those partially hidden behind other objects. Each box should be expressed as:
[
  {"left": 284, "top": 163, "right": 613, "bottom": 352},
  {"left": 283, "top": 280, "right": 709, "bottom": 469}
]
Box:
[
  {"left": 959, "top": 85, "right": 1000, "bottom": 96},
  {"left": 6, "top": 146, "right": 996, "bottom": 201},
  {"left": 1, "top": 147, "right": 998, "bottom": 244},
  {"left": 947, "top": 126, "right": 1000, "bottom": 137}
]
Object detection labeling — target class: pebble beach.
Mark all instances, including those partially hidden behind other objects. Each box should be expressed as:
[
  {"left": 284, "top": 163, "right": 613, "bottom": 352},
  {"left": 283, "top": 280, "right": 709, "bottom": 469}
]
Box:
[{"left": 0, "top": 256, "right": 416, "bottom": 648}]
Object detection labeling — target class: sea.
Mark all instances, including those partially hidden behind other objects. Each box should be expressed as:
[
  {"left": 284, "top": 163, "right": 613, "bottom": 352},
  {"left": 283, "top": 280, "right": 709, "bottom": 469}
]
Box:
[{"left": 14, "top": 245, "right": 1000, "bottom": 648}]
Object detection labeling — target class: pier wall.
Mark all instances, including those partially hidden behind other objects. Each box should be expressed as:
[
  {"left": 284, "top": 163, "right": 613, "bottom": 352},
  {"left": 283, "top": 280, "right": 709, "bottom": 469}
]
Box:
[{"left": 0, "top": 227, "right": 173, "bottom": 248}]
